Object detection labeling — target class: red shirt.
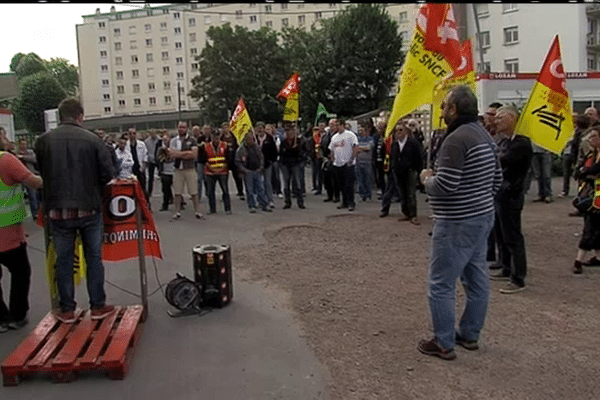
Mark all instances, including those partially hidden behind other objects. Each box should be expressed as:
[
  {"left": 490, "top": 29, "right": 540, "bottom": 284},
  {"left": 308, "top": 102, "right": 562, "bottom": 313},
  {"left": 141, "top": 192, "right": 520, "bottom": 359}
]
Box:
[{"left": 0, "top": 152, "right": 34, "bottom": 252}]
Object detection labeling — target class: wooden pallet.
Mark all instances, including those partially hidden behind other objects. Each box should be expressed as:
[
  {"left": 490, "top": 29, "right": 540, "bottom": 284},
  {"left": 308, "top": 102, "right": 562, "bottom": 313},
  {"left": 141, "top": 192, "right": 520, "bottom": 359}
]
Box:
[{"left": 1, "top": 305, "right": 144, "bottom": 386}]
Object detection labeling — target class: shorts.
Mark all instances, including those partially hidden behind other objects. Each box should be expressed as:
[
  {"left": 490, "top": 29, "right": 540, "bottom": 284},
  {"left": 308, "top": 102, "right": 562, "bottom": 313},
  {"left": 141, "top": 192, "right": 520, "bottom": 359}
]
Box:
[{"left": 173, "top": 168, "right": 198, "bottom": 196}]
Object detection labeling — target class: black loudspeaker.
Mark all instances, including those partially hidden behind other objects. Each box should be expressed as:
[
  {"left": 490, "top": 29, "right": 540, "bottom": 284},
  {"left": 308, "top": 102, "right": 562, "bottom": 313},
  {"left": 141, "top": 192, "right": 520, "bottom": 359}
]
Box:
[{"left": 193, "top": 244, "right": 233, "bottom": 308}]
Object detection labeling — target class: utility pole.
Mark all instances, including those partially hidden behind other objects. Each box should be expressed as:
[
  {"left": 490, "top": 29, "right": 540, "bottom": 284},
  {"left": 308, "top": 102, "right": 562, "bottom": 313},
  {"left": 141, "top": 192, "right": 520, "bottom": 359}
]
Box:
[
  {"left": 471, "top": 4, "right": 486, "bottom": 73},
  {"left": 177, "top": 81, "right": 182, "bottom": 122}
]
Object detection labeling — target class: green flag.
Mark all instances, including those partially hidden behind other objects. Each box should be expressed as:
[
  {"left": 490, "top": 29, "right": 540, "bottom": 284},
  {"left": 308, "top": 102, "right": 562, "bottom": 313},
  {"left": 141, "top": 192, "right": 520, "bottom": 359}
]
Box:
[{"left": 314, "top": 102, "right": 335, "bottom": 126}]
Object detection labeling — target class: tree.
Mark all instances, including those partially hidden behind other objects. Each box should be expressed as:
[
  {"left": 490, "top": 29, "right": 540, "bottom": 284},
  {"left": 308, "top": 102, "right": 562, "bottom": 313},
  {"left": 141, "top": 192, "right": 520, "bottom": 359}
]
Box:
[
  {"left": 15, "top": 72, "right": 66, "bottom": 133},
  {"left": 9, "top": 53, "right": 25, "bottom": 73},
  {"left": 189, "top": 24, "right": 290, "bottom": 125},
  {"left": 47, "top": 58, "right": 79, "bottom": 96},
  {"left": 282, "top": 4, "right": 404, "bottom": 121},
  {"left": 14, "top": 53, "right": 48, "bottom": 79}
]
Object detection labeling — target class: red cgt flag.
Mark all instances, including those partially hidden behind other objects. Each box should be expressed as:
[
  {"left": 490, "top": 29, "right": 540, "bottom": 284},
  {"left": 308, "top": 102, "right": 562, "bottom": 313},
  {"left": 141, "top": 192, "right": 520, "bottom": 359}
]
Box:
[
  {"left": 277, "top": 73, "right": 299, "bottom": 100},
  {"left": 421, "top": 4, "right": 462, "bottom": 72}
]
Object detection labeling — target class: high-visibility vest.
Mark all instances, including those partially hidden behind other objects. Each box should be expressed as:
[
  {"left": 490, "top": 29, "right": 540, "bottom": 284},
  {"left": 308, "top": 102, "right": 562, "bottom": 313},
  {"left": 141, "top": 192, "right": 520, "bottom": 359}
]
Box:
[
  {"left": 313, "top": 131, "right": 321, "bottom": 157},
  {"left": 0, "top": 152, "right": 27, "bottom": 228},
  {"left": 204, "top": 142, "right": 229, "bottom": 175}
]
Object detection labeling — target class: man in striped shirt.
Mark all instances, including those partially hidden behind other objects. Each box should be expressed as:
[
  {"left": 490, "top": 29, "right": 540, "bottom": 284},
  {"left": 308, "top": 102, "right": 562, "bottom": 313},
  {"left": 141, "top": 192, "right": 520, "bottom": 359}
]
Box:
[{"left": 417, "top": 85, "right": 503, "bottom": 360}]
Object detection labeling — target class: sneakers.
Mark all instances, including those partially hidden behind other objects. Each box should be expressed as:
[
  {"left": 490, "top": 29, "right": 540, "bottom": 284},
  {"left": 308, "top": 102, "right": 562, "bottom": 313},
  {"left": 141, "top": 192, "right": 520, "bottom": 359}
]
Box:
[
  {"left": 490, "top": 271, "right": 510, "bottom": 281},
  {"left": 91, "top": 305, "right": 116, "bottom": 320},
  {"left": 249, "top": 208, "right": 257, "bottom": 214},
  {"left": 0, "top": 323, "right": 9, "bottom": 333},
  {"left": 195, "top": 213, "right": 205, "bottom": 220},
  {"left": 53, "top": 310, "right": 76, "bottom": 324},
  {"left": 583, "top": 257, "right": 600, "bottom": 267},
  {"left": 171, "top": 212, "right": 181, "bottom": 221},
  {"left": 499, "top": 282, "right": 526, "bottom": 294},
  {"left": 455, "top": 333, "right": 479, "bottom": 351},
  {"left": 380, "top": 211, "right": 389, "bottom": 218},
  {"left": 544, "top": 196, "right": 553, "bottom": 204},
  {"left": 277, "top": 193, "right": 284, "bottom": 199},
  {"left": 557, "top": 192, "right": 568, "bottom": 198},
  {"left": 298, "top": 204, "right": 306, "bottom": 209},
  {"left": 348, "top": 205, "right": 355, "bottom": 212},
  {"left": 7, "top": 317, "right": 29, "bottom": 331},
  {"left": 261, "top": 206, "right": 272, "bottom": 212},
  {"left": 573, "top": 260, "right": 583, "bottom": 274},
  {"left": 417, "top": 338, "right": 456, "bottom": 360}
]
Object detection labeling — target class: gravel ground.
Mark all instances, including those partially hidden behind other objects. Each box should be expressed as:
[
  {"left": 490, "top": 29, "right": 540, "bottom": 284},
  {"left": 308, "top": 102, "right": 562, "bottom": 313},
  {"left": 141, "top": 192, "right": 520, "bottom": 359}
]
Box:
[{"left": 235, "top": 195, "right": 600, "bottom": 400}]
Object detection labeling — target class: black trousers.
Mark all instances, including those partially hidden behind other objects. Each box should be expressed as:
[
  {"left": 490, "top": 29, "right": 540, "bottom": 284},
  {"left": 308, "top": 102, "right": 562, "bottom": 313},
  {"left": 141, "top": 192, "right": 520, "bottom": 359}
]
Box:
[
  {"left": 147, "top": 162, "right": 158, "bottom": 197},
  {"left": 0, "top": 243, "right": 31, "bottom": 322},
  {"left": 231, "top": 165, "right": 245, "bottom": 197},
  {"left": 333, "top": 165, "right": 356, "bottom": 208},
  {"left": 160, "top": 173, "right": 173, "bottom": 209},
  {"left": 323, "top": 165, "right": 340, "bottom": 201},
  {"left": 205, "top": 174, "right": 231, "bottom": 213},
  {"left": 374, "top": 162, "right": 386, "bottom": 194},
  {"left": 496, "top": 196, "right": 527, "bottom": 287}
]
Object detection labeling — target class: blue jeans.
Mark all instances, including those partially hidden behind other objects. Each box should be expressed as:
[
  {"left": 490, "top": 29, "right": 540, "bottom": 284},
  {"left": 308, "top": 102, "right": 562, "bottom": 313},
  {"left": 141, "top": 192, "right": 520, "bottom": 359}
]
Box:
[
  {"left": 196, "top": 163, "right": 205, "bottom": 201},
  {"left": 428, "top": 212, "right": 494, "bottom": 350},
  {"left": 49, "top": 212, "right": 106, "bottom": 312},
  {"left": 23, "top": 184, "right": 39, "bottom": 218},
  {"left": 281, "top": 163, "right": 303, "bottom": 206},
  {"left": 355, "top": 163, "right": 372, "bottom": 200},
  {"left": 530, "top": 151, "right": 553, "bottom": 198},
  {"left": 244, "top": 171, "right": 268, "bottom": 209},
  {"left": 262, "top": 165, "right": 274, "bottom": 204}
]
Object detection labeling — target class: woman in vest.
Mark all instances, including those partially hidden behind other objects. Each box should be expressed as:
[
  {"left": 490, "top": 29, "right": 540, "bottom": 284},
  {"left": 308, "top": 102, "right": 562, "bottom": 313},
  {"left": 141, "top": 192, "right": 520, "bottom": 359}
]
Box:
[{"left": 0, "top": 148, "right": 43, "bottom": 332}]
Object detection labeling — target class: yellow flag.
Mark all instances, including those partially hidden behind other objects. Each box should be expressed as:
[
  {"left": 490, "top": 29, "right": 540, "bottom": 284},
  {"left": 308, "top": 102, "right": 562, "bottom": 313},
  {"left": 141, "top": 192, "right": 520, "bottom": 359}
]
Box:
[
  {"left": 46, "top": 235, "right": 87, "bottom": 305},
  {"left": 431, "top": 39, "right": 477, "bottom": 129},
  {"left": 515, "top": 35, "right": 574, "bottom": 154},
  {"left": 278, "top": 73, "right": 300, "bottom": 122},
  {"left": 229, "top": 98, "right": 253, "bottom": 144},
  {"left": 386, "top": 6, "right": 455, "bottom": 138}
]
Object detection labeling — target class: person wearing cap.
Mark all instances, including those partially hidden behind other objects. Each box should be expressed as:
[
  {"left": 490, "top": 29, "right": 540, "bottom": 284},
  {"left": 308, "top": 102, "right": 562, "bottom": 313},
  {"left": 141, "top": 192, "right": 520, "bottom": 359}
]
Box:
[{"left": 198, "top": 128, "right": 231, "bottom": 214}]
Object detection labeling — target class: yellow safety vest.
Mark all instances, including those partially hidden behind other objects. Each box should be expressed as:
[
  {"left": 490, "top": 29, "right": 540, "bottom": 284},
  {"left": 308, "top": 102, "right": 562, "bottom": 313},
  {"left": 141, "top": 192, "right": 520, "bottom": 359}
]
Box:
[{"left": 0, "top": 152, "right": 27, "bottom": 228}]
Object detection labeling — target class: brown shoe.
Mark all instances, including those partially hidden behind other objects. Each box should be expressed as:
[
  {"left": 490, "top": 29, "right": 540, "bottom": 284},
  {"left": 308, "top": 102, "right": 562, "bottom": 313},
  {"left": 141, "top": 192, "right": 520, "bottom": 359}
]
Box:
[
  {"left": 91, "top": 305, "right": 116, "bottom": 320},
  {"left": 573, "top": 260, "right": 583, "bottom": 274},
  {"left": 53, "top": 310, "right": 76, "bottom": 324},
  {"left": 409, "top": 217, "right": 421, "bottom": 226},
  {"left": 418, "top": 338, "right": 456, "bottom": 360},
  {"left": 582, "top": 257, "right": 600, "bottom": 267}
]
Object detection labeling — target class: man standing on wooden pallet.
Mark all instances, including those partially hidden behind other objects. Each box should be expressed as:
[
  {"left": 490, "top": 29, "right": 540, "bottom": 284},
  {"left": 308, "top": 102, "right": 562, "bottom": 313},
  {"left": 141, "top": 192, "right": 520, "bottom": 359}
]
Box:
[
  {"left": 35, "top": 98, "right": 116, "bottom": 324},
  {"left": 0, "top": 142, "right": 43, "bottom": 332}
]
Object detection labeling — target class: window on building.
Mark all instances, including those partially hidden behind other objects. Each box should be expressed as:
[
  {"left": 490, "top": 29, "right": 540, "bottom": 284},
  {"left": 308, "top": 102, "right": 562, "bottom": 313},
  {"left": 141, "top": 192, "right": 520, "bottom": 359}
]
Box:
[
  {"left": 165, "top": 96, "right": 172, "bottom": 104},
  {"left": 99, "top": 22, "right": 105, "bottom": 29},
  {"left": 115, "top": 56, "right": 122, "bottom": 65},
  {"left": 477, "top": 62, "right": 491, "bottom": 73},
  {"left": 114, "top": 42, "right": 121, "bottom": 51},
  {"left": 116, "top": 14, "right": 122, "bottom": 20},
  {"left": 180, "top": 100, "right": 185, "bottom": 107},
  {"left": 265, "top": 5, "right": 272, "bottom": 13},
  {"left": 282, "top": 18, "right": 289, "bottom": 27},
  {"left": 164, "top": 82, "right": 171, "bottom": 90},
  {"left": 189, "top": 18, "right": 196, "bottom": 27},
  {"left": 266, "top": 21, "right": 273, "bottom": 28},
  {"left": 104, "top": 107, "right": 111, "bottom": 113},
  {"left": 177, "top": 72, "right": 184, "bottom": 80},
  {"left": 191, "top": 63, "right": 198, "bottom": 71},
  {"left": 130, "top": 40, "right": 137, "bottom": 49},
  {"left": 160, "top": 22, "right": 167, "bottom": 30},
  {"left": 116, "top": 71, "right": 123, "bottom": 80},
  {"left": 504, "top": 26, "right": 519, "bottom": 44},
  {"left": 147, "top": 10, "right": 153, "bottom": 17},
  {"left": 250, "top": 15, "right": 257, "bottom": 24},
  {"left": 103, "top": 94, "right": 110, "bottom": 101},
  {"left": 191, "top": 48, "right": 197, "bottom": 56},
  {"left": 147, "top": 68, "right": 154, "bottom": 77},
  {"left": 249, "top": 3, "right": 256, "bottom": 8},
  {"left": 399, "top": 31, "right": 409, "bottom": 43},
  {"left": 163, "top": 66, "right": 170, "bottom": 75},
  {"left": 504, "top": 58, "right": 519, "bottom": 73},
  {"left": 161, "top": 37, "right": 168, "bottom": 45},
  {"left": 149, "top": 97, "right": 156, "bottom": 106},
  {"left": 190, "top": 33, "right": 196, "bottom": 42},
  {"left": 102, "top": 79, "right": 109, "bottom": 86},
  {"left": 503, "top": 4, "right": 518, "bottom": 13},
  {"left": 204, "top": 16, "right": 211, "bottom": 25},
  {"left": 117, "top": 85, "right": 125, "bottom": 94},
  {"left": 145, "top": 24, "right": 151, "bottom": 32},
  {"left": 178, "top": 85, "right": 185, "bottom": 94},
  {"left": 132, "top": 69, "right": 139, "bottom": 78},
  {"left": 118, "top": 100, "right": 126, "bottom": 107},
  {"left": 101, "top": 65, "right": 108, "bottom": 72},
  {"left": 133, "top": 84, "right": 140, "bottom": 93},
  {"left": 99, "top": 36, "right": 106, "bottom": 43},
  {"left": 134, "top": 98, "right": 141, "bottom": 106},
  {"left": 315, "top": 12, "right": 322, "bottom": 20},
  {"left": 175, "top": 42, "right": 182, "bottom": 49},
  {"left": 163, "top": 8, "right": 169, "bottom": 14},
  {"left": 298, "top": 15, "right": 305, "bottom": 25},
  {"left": 131, "top": 55, "right": 139, "bottom": 63},
  {"left": 588, "top": 56, "right": 597, "bottom": 71},
  {"left": 174, "top": 27, "right": 181, "bottom": 34},
  {"left": 281, "top": 4, "right": 288, "bottom": 10},
  {"left": 146, "top": 53, "right": 153, "bottom": 62},
  {"left": 176, "top": 57, "right": 183, "bottom": 65},
  {"left": 173, "top": 12, "right": 180, "bottom": 19},
  {"left": 298, "top": 3, "right": 304, "bottom": 9},
  {"left": 146, "top": 38, "right": 153, "bottom": 47},
  {"left": 162, "top": 51, "right": 169, "bottom": 60},
  {"left": 476, "top": 4, "right": 489, "bottom": 16},
  {"left": 100, "top": 50, "right": 107, "bottom": 58},
  {"left": 478, "top": 31, "right": 491, "bottom": 48},
  {"left": 236, "top": 10, "right": 243, "bottom": 19},
  {"left": 114, "top": 28, "right": 121, "bottom": 36},
  {"left": 129, "top": 26, "right": 136, "bottom": 35},
  {"left": 399, "top": 11, "right": 408, "bottom": 23}
]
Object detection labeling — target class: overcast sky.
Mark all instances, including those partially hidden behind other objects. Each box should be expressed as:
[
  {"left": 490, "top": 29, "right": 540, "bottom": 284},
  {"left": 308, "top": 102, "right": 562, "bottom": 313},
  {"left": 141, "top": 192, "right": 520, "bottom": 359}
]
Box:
[{"left": 0, "top": 3, "right": 169, "bottom": 73}]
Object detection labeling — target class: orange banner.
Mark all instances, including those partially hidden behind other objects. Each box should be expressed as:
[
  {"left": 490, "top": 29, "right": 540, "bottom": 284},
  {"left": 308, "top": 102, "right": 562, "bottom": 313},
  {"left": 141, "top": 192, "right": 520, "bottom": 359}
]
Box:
[{"left": 102, "top": 179, "right": 162, "bottom": 261}]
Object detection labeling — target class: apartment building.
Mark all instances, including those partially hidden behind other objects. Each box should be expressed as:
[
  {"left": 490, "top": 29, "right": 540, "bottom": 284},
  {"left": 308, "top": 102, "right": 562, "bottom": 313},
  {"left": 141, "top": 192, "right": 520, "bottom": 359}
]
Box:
[{"left": 76, "top": 3, "right": 352, "bottom": 125}]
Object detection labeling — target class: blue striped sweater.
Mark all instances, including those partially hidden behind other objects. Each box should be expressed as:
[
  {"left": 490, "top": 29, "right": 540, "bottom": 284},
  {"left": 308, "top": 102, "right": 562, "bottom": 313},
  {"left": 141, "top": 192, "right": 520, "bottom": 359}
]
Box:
[{"left": 426, "top": 122, "right": 502, "bottom": 220}]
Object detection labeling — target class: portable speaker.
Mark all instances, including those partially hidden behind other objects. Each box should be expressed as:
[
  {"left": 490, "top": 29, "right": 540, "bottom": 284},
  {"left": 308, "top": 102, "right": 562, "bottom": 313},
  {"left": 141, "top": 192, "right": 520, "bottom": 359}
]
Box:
[{"left": 192, "top": 244, "right": 233, "bottom": 308}]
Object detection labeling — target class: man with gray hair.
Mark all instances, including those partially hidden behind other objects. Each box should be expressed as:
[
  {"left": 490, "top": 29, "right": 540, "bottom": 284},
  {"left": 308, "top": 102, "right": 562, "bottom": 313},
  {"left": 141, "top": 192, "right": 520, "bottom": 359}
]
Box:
[
  {"left": 489, "top": 105, "right": 533, "bottom": 293},
  {"left": 418, "top": 85, "right": 502, "bottom": 360}
]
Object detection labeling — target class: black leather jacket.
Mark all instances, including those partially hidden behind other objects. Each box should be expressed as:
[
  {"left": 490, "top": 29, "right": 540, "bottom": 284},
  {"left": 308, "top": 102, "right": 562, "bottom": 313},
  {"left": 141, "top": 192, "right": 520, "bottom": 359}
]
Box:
[{"left": 35, "top": 122, "right": 115, "bottom": 212}]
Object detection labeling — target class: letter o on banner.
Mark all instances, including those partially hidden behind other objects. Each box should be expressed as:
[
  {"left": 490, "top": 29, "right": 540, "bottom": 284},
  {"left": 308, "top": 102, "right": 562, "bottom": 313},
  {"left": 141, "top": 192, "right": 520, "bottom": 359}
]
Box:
[{"left": 109, "top": 195, "right": 136, "bottom": 219}]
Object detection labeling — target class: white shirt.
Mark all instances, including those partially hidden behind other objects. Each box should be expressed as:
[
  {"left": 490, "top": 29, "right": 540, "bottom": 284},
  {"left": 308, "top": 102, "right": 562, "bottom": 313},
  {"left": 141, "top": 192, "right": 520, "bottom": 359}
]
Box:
[
  {"left": 127, "top": 139, "right": 148, "bottom": 166},
  {"left": 398, "top": 137, "right": 408, "bottom": 152},
  {"left": 115, "top": 147, "right": 134, "bottom": 179},
  {"left": 328, "top": 129, "right": 358, "bottom": 167}
]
